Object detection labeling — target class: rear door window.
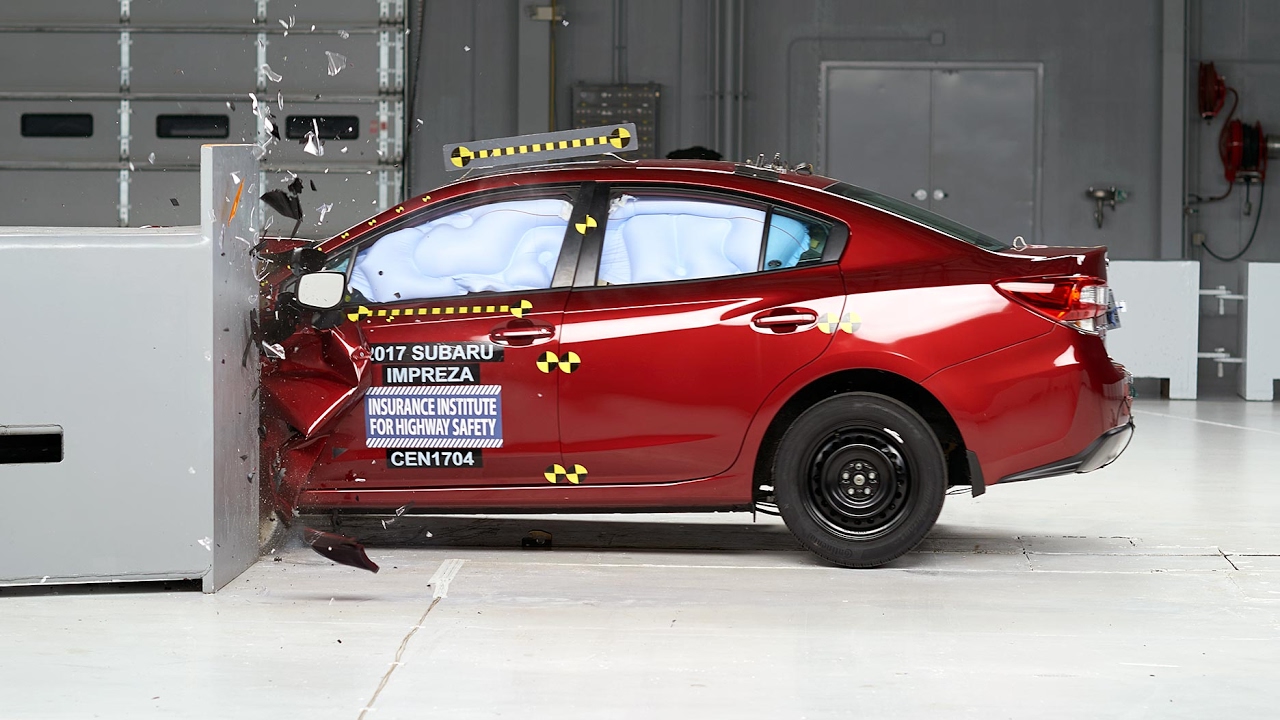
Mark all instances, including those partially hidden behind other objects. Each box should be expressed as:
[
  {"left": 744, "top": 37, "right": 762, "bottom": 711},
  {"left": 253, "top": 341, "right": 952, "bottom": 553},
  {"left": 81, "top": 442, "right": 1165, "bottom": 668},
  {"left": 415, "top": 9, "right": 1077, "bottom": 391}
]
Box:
[{"left": 597, "top": 192, "right": 767, "bottom": 286}]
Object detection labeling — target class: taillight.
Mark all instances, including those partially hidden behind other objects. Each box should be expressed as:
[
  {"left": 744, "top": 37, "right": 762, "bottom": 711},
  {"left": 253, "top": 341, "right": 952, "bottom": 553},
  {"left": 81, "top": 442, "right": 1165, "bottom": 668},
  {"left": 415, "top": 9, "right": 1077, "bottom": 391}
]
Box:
[{"left": 996, "top": 275, "right": 1111, "bottom": 333}]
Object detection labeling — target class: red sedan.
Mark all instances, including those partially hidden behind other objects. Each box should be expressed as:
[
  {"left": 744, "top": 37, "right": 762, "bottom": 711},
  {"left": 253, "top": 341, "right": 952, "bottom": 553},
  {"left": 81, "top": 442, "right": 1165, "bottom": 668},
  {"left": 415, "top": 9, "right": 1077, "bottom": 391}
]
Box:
[{"left": 262, "top": 154, "right": 1133, "bottom": 568}]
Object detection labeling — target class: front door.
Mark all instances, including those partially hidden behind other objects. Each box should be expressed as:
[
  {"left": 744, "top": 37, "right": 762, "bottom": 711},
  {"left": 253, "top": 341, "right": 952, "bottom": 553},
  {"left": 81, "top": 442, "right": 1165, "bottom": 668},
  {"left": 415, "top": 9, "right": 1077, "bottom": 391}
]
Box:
[
  {"left": 310, "top": 187, "right": 589, "bottom": 490},
  {"left": 556, "top": 187, "right": 847, "bottom": 485}
]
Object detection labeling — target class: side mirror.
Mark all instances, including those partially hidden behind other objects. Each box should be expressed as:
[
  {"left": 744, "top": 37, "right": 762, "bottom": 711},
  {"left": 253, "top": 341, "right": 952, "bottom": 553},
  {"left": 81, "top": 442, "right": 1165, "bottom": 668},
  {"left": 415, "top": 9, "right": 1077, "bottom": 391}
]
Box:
[{"left": 296, "top": 272, "right": 347, "bottom": 310}]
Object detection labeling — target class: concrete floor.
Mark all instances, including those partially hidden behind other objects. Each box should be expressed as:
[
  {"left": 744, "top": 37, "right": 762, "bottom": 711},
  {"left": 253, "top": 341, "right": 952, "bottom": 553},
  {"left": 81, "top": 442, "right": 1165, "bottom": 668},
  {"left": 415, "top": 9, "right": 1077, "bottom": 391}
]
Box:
[{"left": 2, "top": 398, "right": 1279, "bottom": 718}]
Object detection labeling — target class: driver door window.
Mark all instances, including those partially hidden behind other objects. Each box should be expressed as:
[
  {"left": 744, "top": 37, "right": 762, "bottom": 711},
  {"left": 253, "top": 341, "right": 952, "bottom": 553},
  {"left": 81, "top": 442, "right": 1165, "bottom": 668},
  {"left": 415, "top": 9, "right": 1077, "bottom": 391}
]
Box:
[{"left": 349, "top": 196, "right": 573, "bottom": 303}]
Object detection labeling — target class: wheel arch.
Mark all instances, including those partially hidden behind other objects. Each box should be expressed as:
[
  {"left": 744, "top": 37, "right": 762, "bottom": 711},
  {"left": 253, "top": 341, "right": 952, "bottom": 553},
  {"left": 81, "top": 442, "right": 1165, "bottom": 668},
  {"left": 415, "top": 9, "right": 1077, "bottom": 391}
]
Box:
[{"left": 753, "top": 369, "right": 976, "bottom": 501}]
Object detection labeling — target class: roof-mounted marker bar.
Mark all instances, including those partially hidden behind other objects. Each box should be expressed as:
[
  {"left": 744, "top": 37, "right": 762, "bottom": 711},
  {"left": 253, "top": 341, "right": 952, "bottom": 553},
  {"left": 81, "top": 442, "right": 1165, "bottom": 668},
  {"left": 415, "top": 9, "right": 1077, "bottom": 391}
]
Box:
[{"left": 441, "top": 123, "right": 637, "bottom": 172}]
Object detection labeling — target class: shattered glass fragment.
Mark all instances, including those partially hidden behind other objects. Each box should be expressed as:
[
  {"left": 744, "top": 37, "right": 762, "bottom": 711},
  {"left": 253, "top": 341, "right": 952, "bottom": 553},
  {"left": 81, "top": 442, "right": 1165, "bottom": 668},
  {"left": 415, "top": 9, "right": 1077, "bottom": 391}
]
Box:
[
  {"left": 278, "top": 91, "right": 284, "bottom": 110},
  {"left": 249, "top": 92, "right": 260, "bottom": 116},
  {"left": 310, "top": 24, "right": 315, "bottom": 32},
  {"left": 416, "top": 118, "right": 423, "bottom": 127},
  {"left": 230, "top": 171, "right": 241, "bottom": 184},
  {"left": 303, "top": 527, "right": 379, "bottom": 573},
  {"left": 303, "top": 128, "right": 325, "bottom": 156},
  {"left": 310, "top": 179, "right": 317, "bottom": 192},
  {"left": 226, "top": 100, "right": 236, "bottom": 111},
  {"left": 261, "top": 63, "right": 283, "bottom": 83},
  {"left": 128, "top": 161, "right": 135, "bottom": 171},
  {"left": 380, "top": 502, "right": 415, "bottom": 529},
  {"left": 148, "top": 152, "right": 155, "bottom": 164},
  {"left": 464, "top": 45, "right": 471, "bottom": 52},
  {"left": 325, "top": 51, "right": 348, "bottom": 76},
  {"left": 197, "top": 537, "right": 212, "bottom": 551},
  {"left": 340, "top": 146, "right": 348, "bottom": 153},
  {"left": 562, "top": 19, "right": 569, "bottom": 26},
  {"left": 262, "top": 342, "right": 286, "bottom": 359},
  {"left": 251, "top": 144, "right": 267, "bottom": 160},
  {"left": 278, "top": 18, "right": 289, "bottom": 30},
  {"left": 338, "top": 29, "right": 350, "bottom": 39},
  {"left": 316, "top": 203, "right": 333, "bottom": 223},
  {"left": 288, "top": 14, "right": 295, "bottom": 27}
]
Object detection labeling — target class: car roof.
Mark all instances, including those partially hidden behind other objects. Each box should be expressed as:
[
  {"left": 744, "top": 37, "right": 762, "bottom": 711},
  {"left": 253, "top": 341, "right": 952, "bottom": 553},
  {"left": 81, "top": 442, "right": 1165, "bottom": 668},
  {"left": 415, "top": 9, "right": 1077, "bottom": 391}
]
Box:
[{"left": 318, "top": 159, "right": 840, "bottom": 251}]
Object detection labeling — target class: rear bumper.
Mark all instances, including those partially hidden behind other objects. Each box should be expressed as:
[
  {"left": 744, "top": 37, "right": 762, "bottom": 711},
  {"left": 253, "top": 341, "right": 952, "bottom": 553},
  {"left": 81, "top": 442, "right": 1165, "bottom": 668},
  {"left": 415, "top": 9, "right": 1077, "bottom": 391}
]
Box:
[
  {"left": 996, "top": 420, "right": 1134, "bottom": 484},
  {"left": 923, "top": 324, "right": 1132, "bottom": 489}
]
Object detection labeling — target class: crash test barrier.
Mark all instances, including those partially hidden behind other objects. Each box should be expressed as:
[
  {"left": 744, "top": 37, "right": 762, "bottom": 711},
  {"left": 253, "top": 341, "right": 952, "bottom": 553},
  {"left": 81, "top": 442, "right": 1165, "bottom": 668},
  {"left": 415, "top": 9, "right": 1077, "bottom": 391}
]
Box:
[{"left": 0, "top": 145, "right": 260, "bottom": 592}]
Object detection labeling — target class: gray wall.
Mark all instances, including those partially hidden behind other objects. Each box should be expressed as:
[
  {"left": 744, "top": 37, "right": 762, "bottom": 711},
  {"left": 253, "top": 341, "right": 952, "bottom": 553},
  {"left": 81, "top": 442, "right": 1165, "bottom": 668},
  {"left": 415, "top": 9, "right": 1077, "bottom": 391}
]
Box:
[
  {"left": 1189, "top": 0, "right": 1280, "bottom": 393},
  {"left": 412, "top": 0, "right": 1164, "bottom": 260}
]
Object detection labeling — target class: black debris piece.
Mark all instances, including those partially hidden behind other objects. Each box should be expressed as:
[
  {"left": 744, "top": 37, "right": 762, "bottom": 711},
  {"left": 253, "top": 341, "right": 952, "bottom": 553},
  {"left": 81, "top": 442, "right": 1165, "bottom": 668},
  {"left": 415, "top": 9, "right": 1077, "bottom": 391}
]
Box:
[
  {"left": 260, "top": 189, "right": 304, "bottom": 238},
  {"left": 287, "top": 177, "right": 304, "bottom": 195},
  {"left": 261, "top": 189, "right": 302, "bottom": 220},
  {"left": 169, "top": 198, "right": 180, "bottom": 207},
  {"left": 303, "top": 527, "right": 380, "bottom": 573},
  {"left": 521, "top": 529, "right": 553, "bottom": 549},
  {"left": 310, "top": 180, "right": 318, "bottom": 192}
]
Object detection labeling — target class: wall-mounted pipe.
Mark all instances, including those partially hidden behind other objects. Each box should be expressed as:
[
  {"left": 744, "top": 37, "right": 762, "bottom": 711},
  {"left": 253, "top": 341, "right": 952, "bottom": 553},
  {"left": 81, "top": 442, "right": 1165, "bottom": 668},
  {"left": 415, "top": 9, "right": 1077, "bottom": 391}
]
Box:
[
  {"left": 719, "top": 0, "right": 737, "bottom": 160},
  {"left": 735, "top": 0, "right": 745, "bottom": 161},
  {"left": 711, "top": 0, "right": 721, "bottom": 152}
]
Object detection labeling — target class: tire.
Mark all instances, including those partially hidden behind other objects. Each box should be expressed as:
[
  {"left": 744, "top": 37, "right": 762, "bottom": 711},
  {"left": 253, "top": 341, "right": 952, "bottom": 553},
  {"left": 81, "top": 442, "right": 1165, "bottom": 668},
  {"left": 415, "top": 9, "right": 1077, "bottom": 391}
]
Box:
[{"left": 774, "top": 392, "right": 946, "bottom": 568}]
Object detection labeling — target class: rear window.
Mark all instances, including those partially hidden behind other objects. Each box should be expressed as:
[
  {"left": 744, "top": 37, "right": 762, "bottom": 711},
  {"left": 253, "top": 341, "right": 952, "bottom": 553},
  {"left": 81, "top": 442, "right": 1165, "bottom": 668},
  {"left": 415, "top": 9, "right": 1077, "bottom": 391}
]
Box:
[{"left": 822, "top": 181, "right": 1010, "bottom": 252}]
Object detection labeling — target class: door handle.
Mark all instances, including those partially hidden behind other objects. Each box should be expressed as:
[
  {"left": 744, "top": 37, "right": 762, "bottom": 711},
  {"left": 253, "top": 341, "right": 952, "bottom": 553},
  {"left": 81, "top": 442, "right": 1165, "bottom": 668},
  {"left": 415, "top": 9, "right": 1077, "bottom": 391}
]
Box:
[
  {"left": 933, "top": 189, "right": 948, "bottom": 200},
  {"left": 913, "top": 189, "right": 928, "bottom": 201},
  {"left": 489, "top": 324, "right": 554, "bottom": 346},
  {"left": 752, "top": 309, "right": 818, "bottom": 332}
]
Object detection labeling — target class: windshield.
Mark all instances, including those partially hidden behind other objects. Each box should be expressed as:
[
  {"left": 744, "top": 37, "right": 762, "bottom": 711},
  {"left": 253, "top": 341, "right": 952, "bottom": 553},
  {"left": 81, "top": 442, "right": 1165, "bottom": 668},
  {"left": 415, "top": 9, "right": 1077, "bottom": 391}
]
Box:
[{"left": 822, "top": 181, "right": 1011, "bottom": 252}]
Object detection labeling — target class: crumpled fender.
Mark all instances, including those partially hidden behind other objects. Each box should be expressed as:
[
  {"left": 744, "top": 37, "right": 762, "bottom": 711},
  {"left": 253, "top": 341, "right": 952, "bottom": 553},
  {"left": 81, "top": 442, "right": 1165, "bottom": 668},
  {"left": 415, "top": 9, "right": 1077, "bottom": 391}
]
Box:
[
  {"left": 261, "top": 323, "right": 371, "bottom": 514},
  {"left": 262, "top": 323, "right": 370, "bottom": 437}
]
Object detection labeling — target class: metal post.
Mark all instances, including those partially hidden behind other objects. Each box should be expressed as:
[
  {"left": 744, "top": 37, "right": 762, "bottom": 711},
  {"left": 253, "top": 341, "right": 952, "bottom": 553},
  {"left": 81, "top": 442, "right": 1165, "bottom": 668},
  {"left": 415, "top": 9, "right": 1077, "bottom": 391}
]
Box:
[
  {"left": 1160, "top": 0, "right": 1187, "bottom": 259},
  {"left": 256, "top": 0, "right": 269, "bottom": 212},
  {"left": 117, "top": 0, "right": 132, "bottom": 227}
]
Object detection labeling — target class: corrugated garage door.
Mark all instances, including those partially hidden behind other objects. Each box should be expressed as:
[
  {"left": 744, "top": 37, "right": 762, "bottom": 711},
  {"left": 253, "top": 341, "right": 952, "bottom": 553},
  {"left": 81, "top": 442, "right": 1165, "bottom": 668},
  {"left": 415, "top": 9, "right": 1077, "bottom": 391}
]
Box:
[{"left": 0, "top": 1, "right": 406, "bottom": 238}]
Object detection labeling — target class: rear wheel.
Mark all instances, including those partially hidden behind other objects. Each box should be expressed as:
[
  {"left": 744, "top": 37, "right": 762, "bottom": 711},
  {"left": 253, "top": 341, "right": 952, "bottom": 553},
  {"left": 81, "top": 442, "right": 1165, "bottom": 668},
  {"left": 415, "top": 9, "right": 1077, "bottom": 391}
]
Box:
[{"left": 774, "top": 392, "right": 946, "bottom": 567}]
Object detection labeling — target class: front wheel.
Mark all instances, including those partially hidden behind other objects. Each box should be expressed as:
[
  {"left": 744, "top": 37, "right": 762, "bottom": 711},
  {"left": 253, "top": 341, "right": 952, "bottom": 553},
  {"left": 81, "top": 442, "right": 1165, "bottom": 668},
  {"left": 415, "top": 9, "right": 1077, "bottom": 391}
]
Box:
[{"left": 774, "top": 392, "right": 946, "bottom": 568}]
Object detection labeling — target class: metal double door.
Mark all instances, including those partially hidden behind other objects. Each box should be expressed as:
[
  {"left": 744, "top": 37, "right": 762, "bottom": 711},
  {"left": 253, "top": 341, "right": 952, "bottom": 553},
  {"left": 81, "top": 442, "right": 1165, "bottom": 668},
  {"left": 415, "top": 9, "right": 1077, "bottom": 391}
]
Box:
[{"left": 821, "top": 62, "right": 1041, "bottom": 244}]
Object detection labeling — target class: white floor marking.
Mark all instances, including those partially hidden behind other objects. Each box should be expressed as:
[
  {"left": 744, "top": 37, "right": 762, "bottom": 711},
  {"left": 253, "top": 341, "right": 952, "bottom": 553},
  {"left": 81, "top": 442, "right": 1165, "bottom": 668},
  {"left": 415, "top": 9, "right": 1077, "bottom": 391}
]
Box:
[
  {"left": 1133, "top": 410, "right": 1280, "bottom": 436},
  {"left": 428, "top": 558, "right": 466, "bottom": 599}
]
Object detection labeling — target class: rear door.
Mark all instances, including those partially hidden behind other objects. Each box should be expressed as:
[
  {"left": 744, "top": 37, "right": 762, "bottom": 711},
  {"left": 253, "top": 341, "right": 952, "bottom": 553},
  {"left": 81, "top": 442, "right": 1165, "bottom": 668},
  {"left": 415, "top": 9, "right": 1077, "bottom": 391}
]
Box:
[
  {"left": 310, "top": 184, "right": 592, "bottom": 489},
  {"left": 555, "top": 185, "right": 848, "bottom": 485}
]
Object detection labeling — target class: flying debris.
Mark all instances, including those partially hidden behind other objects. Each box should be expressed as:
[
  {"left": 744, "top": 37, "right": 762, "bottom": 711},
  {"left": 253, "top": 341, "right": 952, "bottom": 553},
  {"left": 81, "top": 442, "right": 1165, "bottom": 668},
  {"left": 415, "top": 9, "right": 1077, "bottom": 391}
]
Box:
[
  {"left": 303, "top": 118, "right": 325, "bottom": 157},
  {"left": 316, "top": 203, "right": 333, "bottom": 224},
  {"left": 261, "top": 63, "right": 283, "bottom": 83},
  {"left": 303, "top": 527, "right": 380, "bottom": 573},
  {"left": 261, "top": 188, "right": 303, "bottom": 238},
  {"left": 325, "top": 51, "right": 348, "bottom": 77}
]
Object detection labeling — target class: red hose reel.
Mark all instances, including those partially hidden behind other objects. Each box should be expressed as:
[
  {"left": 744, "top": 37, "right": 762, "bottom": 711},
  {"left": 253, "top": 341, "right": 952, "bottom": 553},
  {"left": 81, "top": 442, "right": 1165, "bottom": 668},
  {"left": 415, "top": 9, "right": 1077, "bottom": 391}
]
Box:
[
  {"left": 1220, "top": 119, "right": 1267, "bottom": 184},
  {"left": 1200, "top": 62, "right": 1269, "bottom": 184}
]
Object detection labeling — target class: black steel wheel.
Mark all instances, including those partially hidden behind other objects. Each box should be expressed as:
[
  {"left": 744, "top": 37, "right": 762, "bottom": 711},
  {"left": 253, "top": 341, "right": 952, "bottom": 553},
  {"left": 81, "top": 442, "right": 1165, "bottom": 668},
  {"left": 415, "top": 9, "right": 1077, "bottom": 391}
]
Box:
[{"left": 774, "top": 392, "right": 946, "bottom": 568}]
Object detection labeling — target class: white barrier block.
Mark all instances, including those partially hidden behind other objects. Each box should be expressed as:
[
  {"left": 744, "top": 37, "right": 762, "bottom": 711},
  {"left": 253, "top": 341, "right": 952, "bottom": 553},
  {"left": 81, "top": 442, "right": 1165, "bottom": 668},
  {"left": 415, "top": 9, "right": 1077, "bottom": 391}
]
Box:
[
  {"left": 0, "top": 145, "right": 259, "bottom": 591},
  {"left": 1240, "top": 262, "right": 1280, "bottom": 401},
  {"left": 1106, "top": 261, "right": 1200, "bottom": 399}
]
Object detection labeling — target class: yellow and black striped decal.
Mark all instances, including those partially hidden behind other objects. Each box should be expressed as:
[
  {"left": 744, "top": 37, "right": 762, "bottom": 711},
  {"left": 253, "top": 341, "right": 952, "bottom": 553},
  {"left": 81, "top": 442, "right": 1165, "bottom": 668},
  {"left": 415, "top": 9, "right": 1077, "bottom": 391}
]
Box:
[
  {"left": 544, "top": 463, "right": 588, "bottom": 484},
  {"left": 443, "top": 124, "right": 636, "bottom": 172},
  {"left": 535, "top": 350, "right": 581, "bottom": 373},
  {"left": 347, "top": 299, "right": 532, "bottom": 323},
  {"left": 817, "top": 311, "right": 862, "bottom": 335}
]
